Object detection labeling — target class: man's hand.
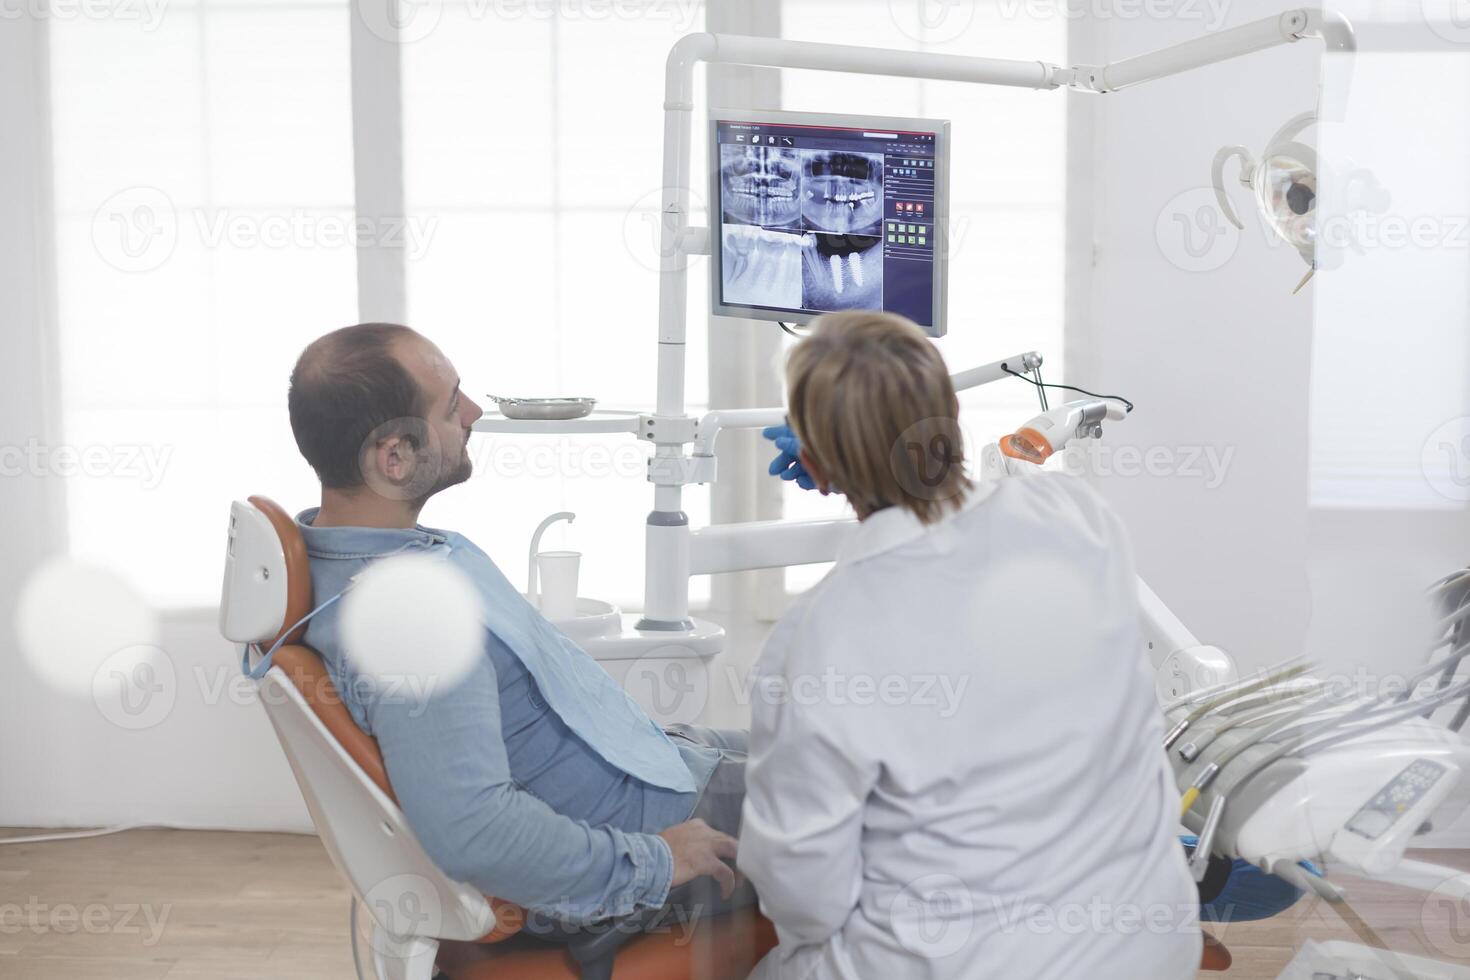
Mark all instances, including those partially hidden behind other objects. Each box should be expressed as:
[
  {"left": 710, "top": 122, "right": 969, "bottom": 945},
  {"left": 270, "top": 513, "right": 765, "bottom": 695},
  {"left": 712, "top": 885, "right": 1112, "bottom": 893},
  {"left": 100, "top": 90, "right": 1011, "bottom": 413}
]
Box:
[{"left": 658, "top": 818, "right": 739, "bottom": 899}]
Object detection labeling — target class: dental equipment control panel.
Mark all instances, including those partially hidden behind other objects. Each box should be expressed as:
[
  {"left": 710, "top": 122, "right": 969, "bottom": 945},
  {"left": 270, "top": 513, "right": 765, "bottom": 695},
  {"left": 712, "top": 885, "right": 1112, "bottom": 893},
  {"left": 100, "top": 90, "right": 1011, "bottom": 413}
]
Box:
[
  {"left": 710, "top": 109, "right": 950, "bottom": 335},
  {"left": 1345, "top": 759, "right": 1447, "bottom": 841},
  {"left": 1331, "top": 757, "right": 1458, "bottom": 875}
]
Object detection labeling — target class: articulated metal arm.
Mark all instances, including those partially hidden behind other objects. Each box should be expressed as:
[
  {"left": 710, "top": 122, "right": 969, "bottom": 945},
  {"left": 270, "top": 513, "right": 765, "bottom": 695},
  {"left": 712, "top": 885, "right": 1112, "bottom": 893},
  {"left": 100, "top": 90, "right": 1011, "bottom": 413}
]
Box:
[
  {"left": 667, "top": 8, "right": 1355, "bottom": 107},
  {"left": 689, "top": 352, "right": 1044, "bottom": 460},
  {"left": 1065, "top": 7, "right": 1354, "bottom": 94}
]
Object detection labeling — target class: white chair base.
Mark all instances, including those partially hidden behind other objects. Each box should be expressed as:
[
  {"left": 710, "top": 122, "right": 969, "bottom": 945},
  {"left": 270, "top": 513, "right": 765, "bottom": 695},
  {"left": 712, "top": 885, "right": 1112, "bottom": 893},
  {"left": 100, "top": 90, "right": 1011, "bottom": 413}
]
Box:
[{"left": 371, "top": 928, "right": 440, "bottom": 980}]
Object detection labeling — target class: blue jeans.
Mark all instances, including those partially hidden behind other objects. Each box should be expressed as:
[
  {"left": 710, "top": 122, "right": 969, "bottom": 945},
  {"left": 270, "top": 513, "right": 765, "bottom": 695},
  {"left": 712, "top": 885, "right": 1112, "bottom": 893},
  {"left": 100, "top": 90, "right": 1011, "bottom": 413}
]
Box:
[{"left": 1181, "top": 835, "right": 1308, "bottom": 923}]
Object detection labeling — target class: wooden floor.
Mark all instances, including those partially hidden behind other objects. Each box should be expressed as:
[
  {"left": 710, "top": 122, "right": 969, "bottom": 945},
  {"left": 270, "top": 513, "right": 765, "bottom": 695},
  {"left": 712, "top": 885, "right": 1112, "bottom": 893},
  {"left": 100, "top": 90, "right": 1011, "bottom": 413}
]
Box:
[{"left": 2, "top": 828, "right": 1468, "bottom": 978}]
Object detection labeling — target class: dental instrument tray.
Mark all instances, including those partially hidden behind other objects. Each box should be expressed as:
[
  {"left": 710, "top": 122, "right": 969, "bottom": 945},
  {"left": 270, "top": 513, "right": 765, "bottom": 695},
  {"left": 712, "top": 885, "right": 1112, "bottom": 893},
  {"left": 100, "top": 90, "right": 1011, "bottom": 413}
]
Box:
[{"left": 489, "top": 396, "right": 597, "bottom": 421}]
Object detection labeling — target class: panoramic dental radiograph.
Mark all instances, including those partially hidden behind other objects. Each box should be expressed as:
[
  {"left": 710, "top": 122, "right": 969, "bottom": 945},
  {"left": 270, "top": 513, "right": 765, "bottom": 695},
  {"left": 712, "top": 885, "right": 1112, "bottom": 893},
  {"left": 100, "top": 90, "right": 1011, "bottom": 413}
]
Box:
[
  {"left": 720, "top": 145, "right": 802, "bottom": 229},
  {"left": 801, "top": 150, "right": 883, "bottom": 235},
  {"left": 718, "top": 143, "right": 887, "bottom": 314}
]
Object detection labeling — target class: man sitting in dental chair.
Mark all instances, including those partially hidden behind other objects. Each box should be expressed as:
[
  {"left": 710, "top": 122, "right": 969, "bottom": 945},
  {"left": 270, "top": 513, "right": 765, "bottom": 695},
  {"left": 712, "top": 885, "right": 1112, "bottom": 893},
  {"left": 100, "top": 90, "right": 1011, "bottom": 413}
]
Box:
[
  {"left": 286, "top": 323, "right": 753, "bottom": 933},
  {"left": 283, "top": 320, "right": 1305, "bottom": 959}
]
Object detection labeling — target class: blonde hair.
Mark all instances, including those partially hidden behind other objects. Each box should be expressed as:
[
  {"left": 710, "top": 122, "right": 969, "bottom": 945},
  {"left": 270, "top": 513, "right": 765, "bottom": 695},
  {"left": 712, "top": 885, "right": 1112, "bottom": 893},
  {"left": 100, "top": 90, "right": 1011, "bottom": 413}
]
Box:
[{"left": 785, "top": 311, "right": 971, "bottom": 524}]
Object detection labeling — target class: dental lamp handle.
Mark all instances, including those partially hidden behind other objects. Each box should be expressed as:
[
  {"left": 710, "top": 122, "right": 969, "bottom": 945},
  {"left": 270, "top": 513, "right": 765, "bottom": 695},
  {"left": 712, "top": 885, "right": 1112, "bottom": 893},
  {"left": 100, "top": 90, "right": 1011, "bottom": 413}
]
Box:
[
  {"left": 1211, "top": 145, "right": 1255, "bottom": 230},
  {"left": 527, "top": 512, "right": 575, "bottom": 600}
]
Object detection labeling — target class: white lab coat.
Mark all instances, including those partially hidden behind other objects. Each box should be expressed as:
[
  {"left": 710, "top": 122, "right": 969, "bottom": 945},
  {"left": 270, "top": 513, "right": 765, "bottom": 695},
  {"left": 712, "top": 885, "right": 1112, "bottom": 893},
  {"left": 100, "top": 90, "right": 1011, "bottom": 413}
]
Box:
[{"left": 738, "top": 473, "right": 1200, "bottom": 980}]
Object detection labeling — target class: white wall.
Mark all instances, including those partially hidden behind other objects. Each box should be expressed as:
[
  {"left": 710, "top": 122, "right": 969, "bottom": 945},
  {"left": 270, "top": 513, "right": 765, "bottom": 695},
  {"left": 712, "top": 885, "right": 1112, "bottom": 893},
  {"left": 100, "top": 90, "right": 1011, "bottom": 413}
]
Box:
[
  {"left": 4, "top": 613, "right": 314, "bottom": 832},
  {"left": 1302, "top": 15, "right": 1470, "bottom": 691},
  {"left": 1075, "top": 5, "right": 1470, "bottom": 843},
  {"left": 1078, "top": 3, "right": 1470, "bottom": 666},
  {"left": 1073, "top": 2, "right": 1321, "bottom": 669}
]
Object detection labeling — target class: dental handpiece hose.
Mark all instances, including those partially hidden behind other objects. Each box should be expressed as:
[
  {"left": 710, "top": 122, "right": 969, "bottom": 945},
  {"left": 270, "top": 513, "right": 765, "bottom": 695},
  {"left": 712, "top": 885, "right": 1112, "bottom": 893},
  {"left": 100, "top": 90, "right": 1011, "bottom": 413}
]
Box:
[
  {"left": 1175, "top": 682, "right": 1325, "bottom": 763},
  {"left": 1161, "top": 653, "right": 1309, "bottom": 714},
  {"left": 1179, "top": 690, "right": 1340, "bottom": 818},
  {"left": 1162, "top": 662, "right": 1314, "bottom": 751}
]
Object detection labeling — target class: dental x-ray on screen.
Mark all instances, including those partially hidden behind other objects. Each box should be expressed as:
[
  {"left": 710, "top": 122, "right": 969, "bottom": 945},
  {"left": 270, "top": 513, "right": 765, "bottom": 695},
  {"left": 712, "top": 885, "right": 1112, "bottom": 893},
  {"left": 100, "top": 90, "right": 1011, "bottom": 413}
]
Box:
[{"left": 710, "top": 110, "right": 950, "bottom": 336}]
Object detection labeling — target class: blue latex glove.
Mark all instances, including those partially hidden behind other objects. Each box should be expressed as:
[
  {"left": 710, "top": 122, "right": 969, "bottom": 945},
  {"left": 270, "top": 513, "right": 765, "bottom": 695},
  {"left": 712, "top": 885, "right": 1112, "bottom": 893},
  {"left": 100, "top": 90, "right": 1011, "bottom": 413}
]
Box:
[{"left": 762, "top": 423, "right": 819, "bottom": 492}]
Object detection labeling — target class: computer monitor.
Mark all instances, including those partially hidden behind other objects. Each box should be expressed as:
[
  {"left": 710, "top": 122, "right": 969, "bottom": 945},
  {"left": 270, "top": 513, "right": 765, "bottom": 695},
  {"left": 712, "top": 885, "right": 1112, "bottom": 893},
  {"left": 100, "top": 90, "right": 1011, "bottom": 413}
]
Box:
[{"left": 709, "top": 109, "right": 950, "bottom": 336}]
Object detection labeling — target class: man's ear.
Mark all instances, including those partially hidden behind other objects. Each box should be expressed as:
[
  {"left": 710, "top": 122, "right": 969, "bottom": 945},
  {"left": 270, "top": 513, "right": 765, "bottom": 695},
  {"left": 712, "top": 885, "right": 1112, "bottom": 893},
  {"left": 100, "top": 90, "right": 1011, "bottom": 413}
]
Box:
[
  {"left": 798, "top": 447, "right": 831, "bottom": 496},
  {"left": 376, "top": 434, "right": 419, "bottom": 486}
]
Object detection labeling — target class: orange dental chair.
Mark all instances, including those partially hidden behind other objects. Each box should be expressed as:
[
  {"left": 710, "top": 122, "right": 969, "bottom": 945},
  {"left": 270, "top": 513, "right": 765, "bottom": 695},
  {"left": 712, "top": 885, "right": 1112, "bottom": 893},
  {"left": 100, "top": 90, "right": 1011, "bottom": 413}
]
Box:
[{"left": 218, "top": 495, "right": 777, "bottom": 980}]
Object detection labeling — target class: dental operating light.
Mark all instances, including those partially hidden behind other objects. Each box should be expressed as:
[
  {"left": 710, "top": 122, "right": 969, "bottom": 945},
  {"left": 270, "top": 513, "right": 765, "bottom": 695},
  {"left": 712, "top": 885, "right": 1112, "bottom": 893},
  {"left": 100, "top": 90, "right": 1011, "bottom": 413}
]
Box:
[
  {"left": 1211, "top": 107, "right": 1390, "bottom": 294},
  {"left": 1213, "top": 112, "right": 1321, "bottom": 293}
]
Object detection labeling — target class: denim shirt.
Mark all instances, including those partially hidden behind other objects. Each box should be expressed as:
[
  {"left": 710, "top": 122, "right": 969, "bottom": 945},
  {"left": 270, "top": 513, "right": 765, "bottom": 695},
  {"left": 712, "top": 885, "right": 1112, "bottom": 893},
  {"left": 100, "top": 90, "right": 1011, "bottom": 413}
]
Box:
[{"left": 294, "top": 509, "right": 719, "bottom": 922}]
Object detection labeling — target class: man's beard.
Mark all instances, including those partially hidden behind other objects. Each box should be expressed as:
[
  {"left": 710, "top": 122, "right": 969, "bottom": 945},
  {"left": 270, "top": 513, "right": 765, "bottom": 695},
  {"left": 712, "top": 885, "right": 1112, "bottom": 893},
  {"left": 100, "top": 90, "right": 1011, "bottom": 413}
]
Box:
[{"left": 411, "top": 443, "right": 472, "bottom": 509}]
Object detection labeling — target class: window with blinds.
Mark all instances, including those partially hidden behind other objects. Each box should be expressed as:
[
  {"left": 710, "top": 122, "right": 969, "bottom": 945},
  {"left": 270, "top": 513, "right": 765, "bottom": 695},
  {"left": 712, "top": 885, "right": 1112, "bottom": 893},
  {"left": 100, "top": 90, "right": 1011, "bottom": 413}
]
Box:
[{"left": 50, "top": 1, "right": 357, "bottom": 605}]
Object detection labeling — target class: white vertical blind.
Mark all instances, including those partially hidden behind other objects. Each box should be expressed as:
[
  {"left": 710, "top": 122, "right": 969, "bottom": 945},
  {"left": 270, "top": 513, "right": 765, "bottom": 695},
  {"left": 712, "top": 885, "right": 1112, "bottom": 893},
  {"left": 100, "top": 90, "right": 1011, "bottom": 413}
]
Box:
[{"left": 50, "top": 1, "right": 357, "bottom": 605}]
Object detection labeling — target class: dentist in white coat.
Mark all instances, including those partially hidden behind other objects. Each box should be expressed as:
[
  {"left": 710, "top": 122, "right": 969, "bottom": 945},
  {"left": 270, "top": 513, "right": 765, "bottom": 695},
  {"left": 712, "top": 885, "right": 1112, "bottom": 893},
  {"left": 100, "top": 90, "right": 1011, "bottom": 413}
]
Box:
[{"left": 738, "top": 311, "right": 1200, "bottom": 980}]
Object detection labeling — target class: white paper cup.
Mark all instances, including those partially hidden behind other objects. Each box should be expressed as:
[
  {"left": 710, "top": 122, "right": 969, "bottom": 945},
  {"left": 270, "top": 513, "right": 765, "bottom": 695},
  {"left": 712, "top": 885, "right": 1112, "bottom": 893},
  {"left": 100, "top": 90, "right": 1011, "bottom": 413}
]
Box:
[{"left": 536, "top": 550, "right": 581, "bottom": 621}]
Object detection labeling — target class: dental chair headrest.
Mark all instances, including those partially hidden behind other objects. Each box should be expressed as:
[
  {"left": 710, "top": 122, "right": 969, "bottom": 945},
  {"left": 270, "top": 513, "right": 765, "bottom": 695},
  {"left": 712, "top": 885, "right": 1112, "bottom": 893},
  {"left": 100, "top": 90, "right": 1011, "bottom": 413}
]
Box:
[{"left": 219, "top": 495, "right": 313, "bottom": 649}]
